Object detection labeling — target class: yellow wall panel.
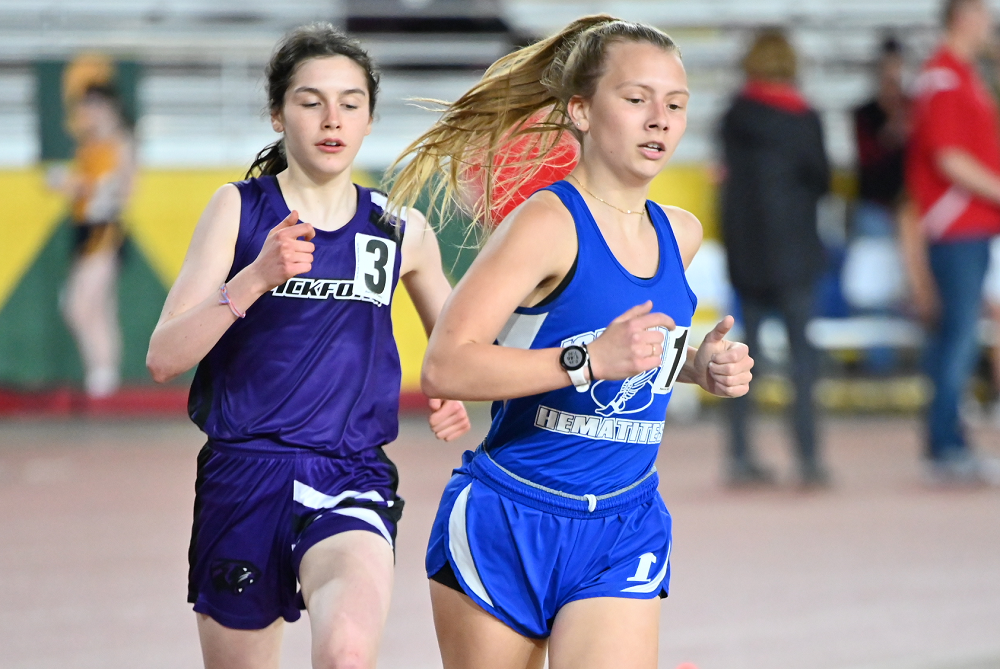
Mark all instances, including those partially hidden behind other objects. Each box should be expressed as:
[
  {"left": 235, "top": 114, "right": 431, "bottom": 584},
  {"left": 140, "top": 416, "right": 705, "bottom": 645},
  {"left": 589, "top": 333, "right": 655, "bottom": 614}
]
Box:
[
  {"left": 0, "top": 169, "right": 68, "bottom": 311},
  {"left": 647, "top": 164, "right": 718, "bottom": 240},
  {"left": 124, "top": 169, "right": 245, "bottom": 286}
]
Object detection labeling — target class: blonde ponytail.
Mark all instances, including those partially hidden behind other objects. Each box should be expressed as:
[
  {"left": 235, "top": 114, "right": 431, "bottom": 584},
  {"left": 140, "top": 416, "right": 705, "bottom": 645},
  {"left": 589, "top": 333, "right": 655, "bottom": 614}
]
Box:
[{"left": 385, "top": 15, "right": 677, "bottom": 239}]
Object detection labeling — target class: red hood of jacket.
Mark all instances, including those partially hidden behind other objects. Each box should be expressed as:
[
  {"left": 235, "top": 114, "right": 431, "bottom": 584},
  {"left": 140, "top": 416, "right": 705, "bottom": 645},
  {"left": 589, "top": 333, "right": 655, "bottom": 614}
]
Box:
[{"left": 741, "top": 79, "right": 810, "bottom": 114}]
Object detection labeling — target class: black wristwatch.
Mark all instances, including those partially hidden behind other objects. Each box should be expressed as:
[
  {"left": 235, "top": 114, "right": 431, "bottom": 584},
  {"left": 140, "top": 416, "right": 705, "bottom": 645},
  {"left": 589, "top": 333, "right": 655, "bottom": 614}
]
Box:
[{"left": 560, "top": 344, "right": 590, "bottom": 392}]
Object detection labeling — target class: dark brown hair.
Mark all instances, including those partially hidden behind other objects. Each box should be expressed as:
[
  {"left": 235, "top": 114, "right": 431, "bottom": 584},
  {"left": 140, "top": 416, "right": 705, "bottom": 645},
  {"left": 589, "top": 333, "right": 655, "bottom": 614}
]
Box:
[{"left": 247, "top": 22, "right": 380, "bottom": 178}]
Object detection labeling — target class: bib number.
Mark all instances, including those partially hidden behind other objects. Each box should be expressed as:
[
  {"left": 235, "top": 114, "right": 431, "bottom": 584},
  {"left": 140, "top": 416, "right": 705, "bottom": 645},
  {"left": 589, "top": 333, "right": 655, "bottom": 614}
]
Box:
[
  {"left": 652, "top": 326, "right": 690, "bottom": 395},
  {"left": 353, "top": 234, "right": 396, "bottom": 306}
]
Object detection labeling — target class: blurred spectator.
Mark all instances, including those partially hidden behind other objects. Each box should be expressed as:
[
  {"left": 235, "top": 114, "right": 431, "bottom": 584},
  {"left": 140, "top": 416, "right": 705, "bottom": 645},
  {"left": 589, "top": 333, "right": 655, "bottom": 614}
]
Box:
[
  {"left": 841, "top": 36, "right": 909, "bottom": 330},
  {"left": 904, "top": 0, "right": 1000, "bottom": 483},
  {"left": 718, "top": 30, "right": 831, "bottom": 487},
  {"left": 49, "top": 83, "right": 135, "bottom": 398}
]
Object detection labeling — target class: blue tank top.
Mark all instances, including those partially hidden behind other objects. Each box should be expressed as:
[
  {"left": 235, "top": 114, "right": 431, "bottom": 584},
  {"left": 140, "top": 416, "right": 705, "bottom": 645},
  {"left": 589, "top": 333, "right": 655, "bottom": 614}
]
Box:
[
  {"left": 188, "top": 176, "right": 404, "bottom": 456},
  {"left": 484, "top": 180, "right": 697, "bottom": 495}
]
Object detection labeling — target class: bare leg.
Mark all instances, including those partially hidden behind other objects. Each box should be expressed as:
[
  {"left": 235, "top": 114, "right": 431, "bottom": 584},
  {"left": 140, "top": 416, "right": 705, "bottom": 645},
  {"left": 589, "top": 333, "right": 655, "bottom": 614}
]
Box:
[
  {"left": 196, "top": 614, "right": 283, "bottom": 669},
  {"left": 62, "top": 249, "right": 122, "bottom": 397},
  {"left": 430, "top": 581, "right": 546, "bottom": 669},
  {"left": 547, "top": 597, "right": 661, "bottom": 669},
  {"left": 299, "top": 530, "right": 395, "bottom": 669}
]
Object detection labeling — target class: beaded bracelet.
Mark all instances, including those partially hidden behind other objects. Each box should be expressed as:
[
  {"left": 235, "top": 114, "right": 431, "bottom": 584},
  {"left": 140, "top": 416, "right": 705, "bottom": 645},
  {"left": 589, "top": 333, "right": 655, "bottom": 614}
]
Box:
[{"left": 218, "top": 283, "right": 246, "bottom": 319}]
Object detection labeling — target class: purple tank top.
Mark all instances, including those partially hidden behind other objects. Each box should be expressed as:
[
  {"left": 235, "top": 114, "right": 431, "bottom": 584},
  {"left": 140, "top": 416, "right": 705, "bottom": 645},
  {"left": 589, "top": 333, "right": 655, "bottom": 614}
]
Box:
[{"left": 188, "top": 175, "right": 404, "bottom": 456}]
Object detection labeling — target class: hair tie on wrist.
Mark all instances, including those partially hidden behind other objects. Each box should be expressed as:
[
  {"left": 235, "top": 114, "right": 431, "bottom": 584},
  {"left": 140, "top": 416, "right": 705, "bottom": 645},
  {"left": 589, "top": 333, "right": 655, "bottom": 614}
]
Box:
[
  {"left": 582, "top": 342, "right": 597, "bottom": 382},
  {"left": 219, "top": 283, "right": 246, "bottom": 319}
]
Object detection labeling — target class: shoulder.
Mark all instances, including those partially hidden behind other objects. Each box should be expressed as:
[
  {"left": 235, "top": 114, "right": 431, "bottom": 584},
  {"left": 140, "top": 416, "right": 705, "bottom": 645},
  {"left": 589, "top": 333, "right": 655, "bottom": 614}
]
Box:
[
  {"left": 181, "top": 182, "right": 243, "bottom": 265},
  {"left": 213, "top": 182, "right": 243, "bottom": 213},
  {"left": 366, "top": 187, "right": 406, "bottom": 243},
  {"left": 655, "top": 204, "right": 703, "bottom": 269},
  {"left": 195, "top": 183, "right": 243, "bottom": 238},
  {"left": 399, "top": 205, "right": 430, "bottom": 247},
  {"left": 472, "top": 187, "right": 576, "bottom": 282},
  {"left": 495, "top": 188, "right": 575, "bottom": 241}
]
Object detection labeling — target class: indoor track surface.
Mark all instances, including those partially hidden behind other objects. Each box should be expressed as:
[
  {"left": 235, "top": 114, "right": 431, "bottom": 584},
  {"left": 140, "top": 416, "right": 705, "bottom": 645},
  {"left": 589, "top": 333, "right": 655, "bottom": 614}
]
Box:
[{"left": 1, "top": 408, "right": 998, "bottom": 669}]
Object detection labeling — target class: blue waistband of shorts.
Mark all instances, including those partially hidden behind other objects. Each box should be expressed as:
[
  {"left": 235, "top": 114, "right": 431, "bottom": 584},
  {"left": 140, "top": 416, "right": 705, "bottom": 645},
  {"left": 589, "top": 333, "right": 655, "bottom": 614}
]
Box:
[{"left": 467, "top": 447, "right": 658, "bottom": 519}]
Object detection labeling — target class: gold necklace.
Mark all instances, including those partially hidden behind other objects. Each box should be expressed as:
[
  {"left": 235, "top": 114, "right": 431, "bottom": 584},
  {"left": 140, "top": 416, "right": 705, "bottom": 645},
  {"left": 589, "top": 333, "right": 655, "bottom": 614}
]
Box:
[{"left": 568, "top": 175, "right": 645, "bottom": 216}]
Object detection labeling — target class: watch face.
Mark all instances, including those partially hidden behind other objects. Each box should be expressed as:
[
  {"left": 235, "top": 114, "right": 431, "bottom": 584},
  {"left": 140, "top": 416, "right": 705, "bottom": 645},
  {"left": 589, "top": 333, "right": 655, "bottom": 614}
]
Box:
[{"left": 562, "top": 346, "right": 585, "bottom": 370}]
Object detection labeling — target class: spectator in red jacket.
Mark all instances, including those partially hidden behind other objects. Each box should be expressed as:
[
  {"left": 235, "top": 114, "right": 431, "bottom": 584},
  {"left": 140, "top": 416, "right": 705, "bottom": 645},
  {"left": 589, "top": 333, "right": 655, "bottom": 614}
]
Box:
[{"left": 904, "top": 0, "right": 1000, "bottom": 484}]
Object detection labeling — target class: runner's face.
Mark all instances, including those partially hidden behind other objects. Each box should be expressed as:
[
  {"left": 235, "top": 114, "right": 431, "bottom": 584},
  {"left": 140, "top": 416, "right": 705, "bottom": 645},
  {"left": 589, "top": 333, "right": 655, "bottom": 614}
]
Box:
[
  {"left": 75, "top": 98, "right": 118, "bottom": 140},
  {"left": 275, "top": 56, "right": 373, "bottom": 178},
  {"left": 571, "top": 42, "right": 688, "bottom": 185},
  {"left": 958, "top": 0, "right": 994, "bottom": 51}
]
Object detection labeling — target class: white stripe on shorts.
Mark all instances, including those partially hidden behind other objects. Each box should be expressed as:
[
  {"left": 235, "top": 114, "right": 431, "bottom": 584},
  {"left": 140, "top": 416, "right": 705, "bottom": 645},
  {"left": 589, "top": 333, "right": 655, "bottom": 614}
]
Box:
[
  {"left": 329, "top": 506, "right": 393, "bottom": 548},
  {"left": 293, "top": 481, "right": 385, "bottom": 510},
  {"left": 293, "top": 481, "right": 392, "bottom": 547},
  {"left": 448, "top": 483, "right": 494, "bottom": 607}
]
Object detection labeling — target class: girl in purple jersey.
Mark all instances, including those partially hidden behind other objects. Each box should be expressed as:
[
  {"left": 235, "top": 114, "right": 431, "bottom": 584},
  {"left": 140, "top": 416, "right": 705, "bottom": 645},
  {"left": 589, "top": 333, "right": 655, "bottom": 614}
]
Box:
[
  {"left": 146, "top": 23, "right": 469, "bottom": 669},
  {"left": 387, "top": 16, "right": 753, "bottom": 669}
]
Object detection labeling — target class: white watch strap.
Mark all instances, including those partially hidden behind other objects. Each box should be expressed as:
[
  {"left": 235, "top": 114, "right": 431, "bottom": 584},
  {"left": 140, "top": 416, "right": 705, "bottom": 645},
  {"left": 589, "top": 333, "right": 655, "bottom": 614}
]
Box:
[{"left": 567, "top": 365, "right": 590, "bottom": 392}]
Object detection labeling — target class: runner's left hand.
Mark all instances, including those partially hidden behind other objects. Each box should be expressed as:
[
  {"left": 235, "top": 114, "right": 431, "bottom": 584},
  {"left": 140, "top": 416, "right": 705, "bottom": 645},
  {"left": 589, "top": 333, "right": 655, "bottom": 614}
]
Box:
[
  {"left": 428, "top": 398, "right": 471, "bottom": 441},
  {"left": 692, "top": 316, "right": 753, "bottom": 397}
]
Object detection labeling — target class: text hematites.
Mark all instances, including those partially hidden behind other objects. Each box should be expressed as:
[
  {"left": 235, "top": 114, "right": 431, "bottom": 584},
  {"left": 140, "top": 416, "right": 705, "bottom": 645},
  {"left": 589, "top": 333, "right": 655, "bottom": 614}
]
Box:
[{"left": 534, "top": 406, "right": 664, "bottom": 444}]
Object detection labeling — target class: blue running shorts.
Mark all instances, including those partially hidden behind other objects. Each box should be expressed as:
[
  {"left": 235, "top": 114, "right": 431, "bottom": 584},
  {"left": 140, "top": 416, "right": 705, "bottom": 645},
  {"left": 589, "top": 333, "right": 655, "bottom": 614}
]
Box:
[
  {"left": 426, "top": 449, "right": 671, "bottom": 639},
  {"left": 188, "top": 441, "right": 403, "bottom": 630}
]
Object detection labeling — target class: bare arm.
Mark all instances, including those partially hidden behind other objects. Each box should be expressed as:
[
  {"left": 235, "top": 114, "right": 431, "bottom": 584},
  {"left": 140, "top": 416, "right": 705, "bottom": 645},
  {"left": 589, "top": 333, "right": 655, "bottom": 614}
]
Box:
[
  {"left": 937, "top": 148, "right": 1000, "bottom": 204},
  {"left": 398, "top": 209, "right": 451, "bottom": 336},
  {"left": 421, "top": 192, "right": 674, "bottom": 401},
  {"left": 145, "top": 185, "right": 316, "bottom": 382},
  {"left": 661, "top": 204, "right": 703, "bottom": 269},
  {"left": 397, "top": 209, "right": 472, "bottom": 441},
  {"left": 898, "top": 198, "right": 939, "bottom": 323}
]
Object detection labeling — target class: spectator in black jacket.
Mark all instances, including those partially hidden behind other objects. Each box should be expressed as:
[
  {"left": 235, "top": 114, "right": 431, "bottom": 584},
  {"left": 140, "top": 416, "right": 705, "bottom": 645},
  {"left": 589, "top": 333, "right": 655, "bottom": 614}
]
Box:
[{"left": 719, "top": 29, "right": 831, "bottom": 487}]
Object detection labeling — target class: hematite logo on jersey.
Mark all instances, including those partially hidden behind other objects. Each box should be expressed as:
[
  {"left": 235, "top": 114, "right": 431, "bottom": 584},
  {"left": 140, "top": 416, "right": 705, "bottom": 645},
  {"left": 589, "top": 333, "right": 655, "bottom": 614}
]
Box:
[
  {"left": 210, "top": 559, "right": 260, "bottom": 596},
  {"left": 533, "top": 325, "right": 692, "bottom": 442},
  {"left": 271, "top": 278, "right": 358, "bottom": 301},
  {"left": 560, "top": 326, "right": 691, "bottom": 416},
  {"left": 534, "top": 405, "right": 665, "bottom": 444}
]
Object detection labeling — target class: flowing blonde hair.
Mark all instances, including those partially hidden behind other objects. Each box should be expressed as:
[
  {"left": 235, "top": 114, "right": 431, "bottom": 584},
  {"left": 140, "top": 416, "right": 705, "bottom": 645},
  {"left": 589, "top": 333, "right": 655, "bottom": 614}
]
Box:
[{"left": 384, "top": 15, "right": 678, "bottom": 239}]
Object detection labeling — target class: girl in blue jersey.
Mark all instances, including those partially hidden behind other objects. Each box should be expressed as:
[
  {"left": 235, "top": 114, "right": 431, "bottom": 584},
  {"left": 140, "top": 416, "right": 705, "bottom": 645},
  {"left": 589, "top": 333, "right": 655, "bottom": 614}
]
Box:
[
  {"left": 146, "top": 24, "right": 469, "bottom": 669},
  {"left": 387, "top": 16, "right": 753, "bottom": 669}
]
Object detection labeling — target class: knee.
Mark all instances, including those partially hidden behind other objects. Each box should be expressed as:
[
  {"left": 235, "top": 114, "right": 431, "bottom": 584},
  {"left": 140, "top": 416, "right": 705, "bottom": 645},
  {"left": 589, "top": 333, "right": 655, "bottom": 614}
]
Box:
[{"left": 313, "top": 643, "right": 377, "bottom": 669}]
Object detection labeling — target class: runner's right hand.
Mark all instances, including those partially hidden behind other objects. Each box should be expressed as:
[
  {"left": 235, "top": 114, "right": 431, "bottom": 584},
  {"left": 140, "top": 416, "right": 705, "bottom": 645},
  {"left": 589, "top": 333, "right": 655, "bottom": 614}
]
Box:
[
  {"left": 587, "top": 301, "right": 675, "bottom": 381},
  {"left": 249, "top": 211, "right": 316, "bottom": 290}
]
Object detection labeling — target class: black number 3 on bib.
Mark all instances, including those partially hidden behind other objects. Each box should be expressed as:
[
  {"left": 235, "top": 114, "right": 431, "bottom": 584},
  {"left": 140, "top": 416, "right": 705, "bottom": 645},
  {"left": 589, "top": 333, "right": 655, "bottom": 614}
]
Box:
[{"left": 353, "top": 233, "right": 396, "bottom": 306}]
